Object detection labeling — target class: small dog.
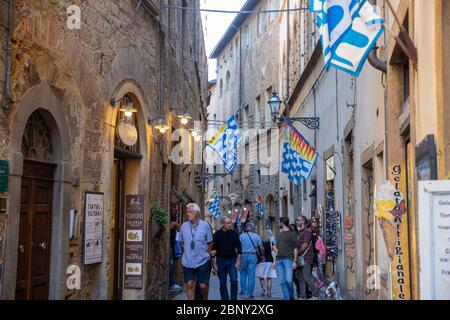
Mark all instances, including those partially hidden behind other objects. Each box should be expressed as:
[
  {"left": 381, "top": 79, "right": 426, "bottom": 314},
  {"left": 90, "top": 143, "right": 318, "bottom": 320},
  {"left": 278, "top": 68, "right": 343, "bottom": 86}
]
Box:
[{"left": 325, "top": 281, "right": 343, "bottom": 300}]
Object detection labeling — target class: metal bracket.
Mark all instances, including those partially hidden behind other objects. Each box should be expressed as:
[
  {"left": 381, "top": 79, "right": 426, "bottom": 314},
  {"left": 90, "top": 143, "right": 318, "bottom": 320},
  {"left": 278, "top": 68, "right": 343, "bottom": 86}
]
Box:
[
  {"left": 195, "top": 172, "right": 230, "bottom": 184},
  {"left": 285, "top": 117, "right": 320, "bottom": 130}
]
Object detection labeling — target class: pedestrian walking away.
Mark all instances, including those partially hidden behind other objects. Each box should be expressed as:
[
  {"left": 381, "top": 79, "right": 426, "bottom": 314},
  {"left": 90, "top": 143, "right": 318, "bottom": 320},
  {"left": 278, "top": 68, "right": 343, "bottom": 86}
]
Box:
[
  {"left": 297, "top": 216, "right": 320, "bottom": 300},
  {"left": 273, "top": 217, "right": 298, "bottom": 300},
  {"left": 256, "top": 228, "right": 277, "bottom": 298},
  {"left": 239, "top": 223, "right": 265, "bottom": 299},
  {"left": 211, "top": 216, "right": 242, "bottom": 301},
  {"left": 179, "top": 203, "right": 213, "bottom": 300}
]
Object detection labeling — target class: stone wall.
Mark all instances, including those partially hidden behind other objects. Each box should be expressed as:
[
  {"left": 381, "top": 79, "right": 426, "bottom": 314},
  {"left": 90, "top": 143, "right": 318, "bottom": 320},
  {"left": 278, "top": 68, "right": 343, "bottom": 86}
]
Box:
[{"left": 0, "top": 0, "right": 207, "bottom": 300}]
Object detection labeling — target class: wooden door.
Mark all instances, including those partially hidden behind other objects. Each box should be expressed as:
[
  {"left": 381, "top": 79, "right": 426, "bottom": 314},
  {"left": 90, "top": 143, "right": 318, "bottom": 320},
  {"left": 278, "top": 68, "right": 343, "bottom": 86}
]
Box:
[
  {"left": 112, "top": 158, "right": 125, "bottom": 300},
  {"left": 16, "top": 161, "right": 54, "bottom": 300}
]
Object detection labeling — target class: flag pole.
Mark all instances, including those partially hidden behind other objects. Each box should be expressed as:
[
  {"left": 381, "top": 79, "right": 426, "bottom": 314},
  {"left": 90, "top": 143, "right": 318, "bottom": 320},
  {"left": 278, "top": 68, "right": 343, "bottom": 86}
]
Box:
[
  {"left": 383, "top": 23, "right": 413, "bottom": 63},
  {"left": 384, "top": 0, "right": 418, "bottom": 63}
]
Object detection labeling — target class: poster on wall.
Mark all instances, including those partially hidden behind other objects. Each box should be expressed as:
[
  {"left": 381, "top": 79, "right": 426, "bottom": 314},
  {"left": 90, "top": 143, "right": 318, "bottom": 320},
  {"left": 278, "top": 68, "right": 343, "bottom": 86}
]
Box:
[
  {"left": 418, "top": 181, "right": 450, "bottom": 300},
  {"left": 124, "top": 195, "right": 145, "bottom": 289},
  {"left": 84, "top": 192, "right": 104, "bottom": 265}
]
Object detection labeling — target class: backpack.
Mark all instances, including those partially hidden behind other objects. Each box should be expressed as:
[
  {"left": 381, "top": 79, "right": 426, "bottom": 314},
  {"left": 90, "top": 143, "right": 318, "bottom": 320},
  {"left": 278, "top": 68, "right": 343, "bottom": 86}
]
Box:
[{"left": 315, "top": 235, "right": 326, "bottom": 257}]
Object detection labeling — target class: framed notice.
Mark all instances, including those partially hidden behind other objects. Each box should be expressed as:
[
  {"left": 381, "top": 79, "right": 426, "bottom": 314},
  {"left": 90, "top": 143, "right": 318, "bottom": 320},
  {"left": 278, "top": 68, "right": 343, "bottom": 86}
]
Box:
[
  {"left": 418, "top": 181, "right": 450, "bottom": 300},
  {"left": 84, "top": 192, "right": 104, "bottom": 265},
  {"left": 124, "top": 195, "right": 145, "bottom": 289}
]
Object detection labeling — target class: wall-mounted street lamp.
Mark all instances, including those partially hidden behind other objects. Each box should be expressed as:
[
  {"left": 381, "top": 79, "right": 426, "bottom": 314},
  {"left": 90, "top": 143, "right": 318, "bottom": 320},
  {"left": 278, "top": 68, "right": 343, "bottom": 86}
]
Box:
[
  {"left": 268, "top": 91, "right": 320, "bottom": 130},
  {"left": 177, "top": 113, "right": 192, "bottom": 125},
  {"left": 148, "top": 116, "right": 170, "bottom": 134},
  {"left": 110, "top": 96, "right": 138, "bottom": 117},
  {"left": 111, "top": 96, "right": 139, "bottom": 147},
  {"left": 190, "top": 129, "right": 199, "bottom": 138}
]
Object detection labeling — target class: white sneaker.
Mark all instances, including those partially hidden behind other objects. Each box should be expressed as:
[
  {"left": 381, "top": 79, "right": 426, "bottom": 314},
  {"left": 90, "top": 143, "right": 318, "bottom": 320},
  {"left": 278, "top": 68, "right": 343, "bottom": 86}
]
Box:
[{"left": 169, "top": 284, "right": 182, "bottom": 291}]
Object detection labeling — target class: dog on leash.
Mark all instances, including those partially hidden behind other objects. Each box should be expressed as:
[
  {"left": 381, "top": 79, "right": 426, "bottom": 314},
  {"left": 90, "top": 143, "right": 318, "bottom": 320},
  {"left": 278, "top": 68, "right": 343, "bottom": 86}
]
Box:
[{"left": 325, "top": 281, "right": 343, "bottom": 300}]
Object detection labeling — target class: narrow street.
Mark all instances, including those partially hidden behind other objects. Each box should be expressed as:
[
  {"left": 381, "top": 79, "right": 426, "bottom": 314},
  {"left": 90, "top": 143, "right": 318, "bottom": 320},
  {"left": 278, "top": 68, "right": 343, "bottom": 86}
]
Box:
[
  {"left": 0, "top": 0, "right": 449, "bottom": 303},
  {"left": 172, "top": 272, "right": 329, "bottom": 301}
]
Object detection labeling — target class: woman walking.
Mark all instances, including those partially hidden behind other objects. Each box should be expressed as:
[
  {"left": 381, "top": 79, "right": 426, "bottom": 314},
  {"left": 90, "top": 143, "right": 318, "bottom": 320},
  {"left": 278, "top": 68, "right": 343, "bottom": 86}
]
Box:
[{"left": 255, "top": 229, "right": 277, "bottom": 297}]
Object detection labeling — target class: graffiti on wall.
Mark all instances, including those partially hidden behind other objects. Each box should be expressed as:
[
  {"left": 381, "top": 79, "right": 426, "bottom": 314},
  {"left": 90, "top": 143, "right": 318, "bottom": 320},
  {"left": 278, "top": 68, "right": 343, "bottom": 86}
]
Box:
[{"left": 374, "top": 164, "right": 412, "bottom": 300}]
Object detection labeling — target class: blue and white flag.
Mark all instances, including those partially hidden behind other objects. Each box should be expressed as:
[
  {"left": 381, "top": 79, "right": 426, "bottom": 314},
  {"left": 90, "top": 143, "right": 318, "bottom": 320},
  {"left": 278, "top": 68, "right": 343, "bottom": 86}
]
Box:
[
  {"left": 207, "top": 192, "right": 221, "bottom": 220},
  {"left": 281, "top": 124, "right": 318, "bottom": 186},
  {"left": 313, "top": 0, "right": 384, "bottom": 76},
  {"left": 207, "top": 115, "right": 241, "bottom": 173}
]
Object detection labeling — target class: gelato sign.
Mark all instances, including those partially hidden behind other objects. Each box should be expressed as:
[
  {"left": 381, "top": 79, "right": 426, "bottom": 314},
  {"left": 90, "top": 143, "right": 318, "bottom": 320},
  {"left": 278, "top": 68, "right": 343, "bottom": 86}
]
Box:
[
  {"left": 418, "top": 181, "right": 450, "bottom": 300},
  {"left": 374, "top": 165, "right": 411, "bottom": 300}
]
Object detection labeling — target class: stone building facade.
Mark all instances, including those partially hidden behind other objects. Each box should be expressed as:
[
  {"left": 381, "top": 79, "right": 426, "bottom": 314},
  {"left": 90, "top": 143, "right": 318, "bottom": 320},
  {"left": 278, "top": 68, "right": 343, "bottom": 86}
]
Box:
[
  {"left": 282, "top": 0, "right": 450, "bottom": 300},
  {"left": 0, "top": 0, "right": 207, "bottom": 300},
  {"left": 207, "top": 0, "right": 281, "bottom": 236}
]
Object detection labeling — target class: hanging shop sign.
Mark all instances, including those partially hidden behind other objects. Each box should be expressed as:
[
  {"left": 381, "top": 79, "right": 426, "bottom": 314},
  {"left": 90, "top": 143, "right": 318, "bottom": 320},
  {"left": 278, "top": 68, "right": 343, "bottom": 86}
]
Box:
[
  {"left": 418, "top": 180, "right": 450, "bottom": 299},
  {"left": 117, "top": 121, "right": 138, "bottom": 147},
  {"left": 124, "top": 195, "right": 145, "bottom": 289},
  {"left": 0, "top": 160, "right": 9, "bottom": 193},
  {"left": 374, "top": 164, "right": 412, "bottom": 300},
  {"left": 84, "top": 192, "right": 104, "bottom": 265}
]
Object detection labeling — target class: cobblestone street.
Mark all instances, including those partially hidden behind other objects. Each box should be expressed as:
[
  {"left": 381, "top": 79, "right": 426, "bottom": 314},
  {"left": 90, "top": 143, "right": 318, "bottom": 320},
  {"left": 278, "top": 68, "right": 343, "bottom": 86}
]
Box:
[
  {"left": 173, "top": 272, "right": 283, "bottom": 300},
  {"left": 172, "top": 271, "right": 329, "bottom": 301}
]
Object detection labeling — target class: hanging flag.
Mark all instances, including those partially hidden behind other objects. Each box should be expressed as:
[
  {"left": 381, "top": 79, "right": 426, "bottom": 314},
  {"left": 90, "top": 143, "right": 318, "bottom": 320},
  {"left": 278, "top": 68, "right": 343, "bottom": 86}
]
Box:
[
  {"left": 256, "top": 195, "right": 265, "bottom": 217},
  {"left": 207, "top": 114, "right": 241, "bottom": 173},
  {"left": 313, "top": 0, "right": 384, "bottom": 76},
  {"left": 207, "top": 192, "right": 221, "bottom": 220},
  {"left": 281, "top": 124, "right": 318, "bottom": 186}
]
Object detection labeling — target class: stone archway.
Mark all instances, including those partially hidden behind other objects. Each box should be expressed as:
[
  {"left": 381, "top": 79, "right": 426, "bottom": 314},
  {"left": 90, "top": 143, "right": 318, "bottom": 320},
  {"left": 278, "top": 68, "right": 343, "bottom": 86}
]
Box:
[
  {"left": 3, "top": 81, "right": 73, "bottom": 300},
  {"left": 102, "top": 79, "right": 150, "bottom": 300}
]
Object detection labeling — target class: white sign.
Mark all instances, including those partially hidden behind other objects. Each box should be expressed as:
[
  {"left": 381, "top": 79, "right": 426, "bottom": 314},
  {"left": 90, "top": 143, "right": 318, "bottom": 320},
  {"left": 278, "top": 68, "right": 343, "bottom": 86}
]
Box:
[
  {"left": 418, "top": 181, "right": 450, "bottom": 300},
  {"left": 84, "top": 192, "right": 104, "bottom": 265}
]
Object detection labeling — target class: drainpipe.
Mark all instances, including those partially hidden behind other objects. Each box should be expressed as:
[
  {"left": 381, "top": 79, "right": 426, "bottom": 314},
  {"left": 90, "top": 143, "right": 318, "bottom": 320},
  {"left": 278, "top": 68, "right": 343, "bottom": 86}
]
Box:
[
  {"left": 286, "top": 0, "right": 290, "bottom": 101},
  {"left": 3, "top": 0, "right": 14, "bottom": 108},
  {"left": 368, "top": 47, "right": 387, "bottom": 73}
]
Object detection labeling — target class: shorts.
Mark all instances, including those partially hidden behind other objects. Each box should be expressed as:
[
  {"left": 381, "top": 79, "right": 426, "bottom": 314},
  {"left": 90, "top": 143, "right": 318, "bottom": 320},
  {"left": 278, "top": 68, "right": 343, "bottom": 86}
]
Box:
[
  {"left": 255, "top": 262, "right": 277, "bottom": 279},
  {"left": 183, "top": 261, "right": 211, "bottom": 285}
]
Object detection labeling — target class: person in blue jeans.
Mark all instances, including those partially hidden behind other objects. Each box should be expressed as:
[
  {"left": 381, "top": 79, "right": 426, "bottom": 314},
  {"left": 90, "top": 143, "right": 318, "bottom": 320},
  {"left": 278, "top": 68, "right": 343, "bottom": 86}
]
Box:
[
  {"left": 273, "top": 217, "right": 298, "bottom": 300},
  {"left": 211, "top": 217, "right": 242, "bottom": 300},
  {"left": 239, "top": 223, "right": 265, "bottom": 298}
]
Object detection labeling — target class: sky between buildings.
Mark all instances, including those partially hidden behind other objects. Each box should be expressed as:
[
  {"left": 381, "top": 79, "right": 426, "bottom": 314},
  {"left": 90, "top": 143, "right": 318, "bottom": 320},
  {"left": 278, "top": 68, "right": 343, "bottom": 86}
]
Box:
[{"left": 201, "top": 0, "right": 246, "bottom": 80}]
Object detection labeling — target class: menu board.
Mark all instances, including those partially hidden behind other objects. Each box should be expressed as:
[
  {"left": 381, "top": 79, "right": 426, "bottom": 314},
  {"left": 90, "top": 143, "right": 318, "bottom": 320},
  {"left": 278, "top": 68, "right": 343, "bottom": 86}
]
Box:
[
  {"left": 124, "top": 195, "right": 145, "bottom": 289},
  {"left": 84, "top": 193, "right": 104, "bottom": 265},
  {"left": 419, "top": 181, "right": 450, "bottom": 299}
]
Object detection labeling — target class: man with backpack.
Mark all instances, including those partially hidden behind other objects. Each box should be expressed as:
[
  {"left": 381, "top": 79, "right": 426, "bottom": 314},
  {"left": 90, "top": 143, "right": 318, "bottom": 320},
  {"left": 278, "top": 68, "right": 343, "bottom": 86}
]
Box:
[{"left": 239, "top": 223, "right": 265, "bottom": 299}]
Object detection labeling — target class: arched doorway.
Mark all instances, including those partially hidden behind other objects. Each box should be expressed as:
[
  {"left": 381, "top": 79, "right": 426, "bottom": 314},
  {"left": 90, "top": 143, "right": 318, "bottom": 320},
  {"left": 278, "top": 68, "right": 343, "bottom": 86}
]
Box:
[
  {"left": 110, "top": 93, "right": 145, "bottom": 300},
  {"left": 15, "top": 111, "right": 56, "bottom": 300}
]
